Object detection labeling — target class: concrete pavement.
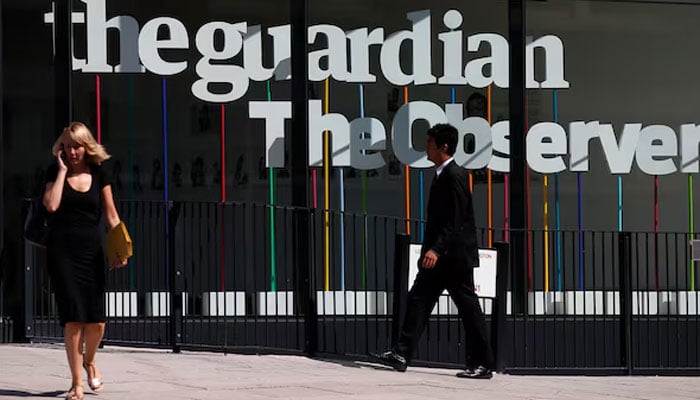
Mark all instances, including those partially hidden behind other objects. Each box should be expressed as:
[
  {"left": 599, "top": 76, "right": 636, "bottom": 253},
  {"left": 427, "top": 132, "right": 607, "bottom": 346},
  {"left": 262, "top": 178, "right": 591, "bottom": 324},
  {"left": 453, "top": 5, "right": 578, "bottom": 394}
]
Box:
[{"left": 1, "top": 344, "right": 699, "bottom": 399}]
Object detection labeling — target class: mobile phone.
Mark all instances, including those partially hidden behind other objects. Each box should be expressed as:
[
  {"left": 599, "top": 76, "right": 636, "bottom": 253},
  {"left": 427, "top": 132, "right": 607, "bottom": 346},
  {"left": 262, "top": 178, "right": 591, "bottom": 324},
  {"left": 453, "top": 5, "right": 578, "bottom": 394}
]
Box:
[{"left": 60, "top": 147, "right": 66, "bottom": 161}]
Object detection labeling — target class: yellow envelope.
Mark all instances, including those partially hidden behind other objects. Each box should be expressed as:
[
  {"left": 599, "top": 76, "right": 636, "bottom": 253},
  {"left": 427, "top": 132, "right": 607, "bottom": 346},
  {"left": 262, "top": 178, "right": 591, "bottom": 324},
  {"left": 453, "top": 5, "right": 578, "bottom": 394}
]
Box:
[{"left": 106, "top": 221, "right": 133, "bottom": 269}]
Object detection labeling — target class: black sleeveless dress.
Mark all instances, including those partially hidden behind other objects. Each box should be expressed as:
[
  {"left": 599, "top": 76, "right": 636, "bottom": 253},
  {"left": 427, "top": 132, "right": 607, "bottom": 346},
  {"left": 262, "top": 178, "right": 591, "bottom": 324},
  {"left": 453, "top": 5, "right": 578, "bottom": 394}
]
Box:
[{"left": 45, "top": 162, "right": 111, "bottom": 326}]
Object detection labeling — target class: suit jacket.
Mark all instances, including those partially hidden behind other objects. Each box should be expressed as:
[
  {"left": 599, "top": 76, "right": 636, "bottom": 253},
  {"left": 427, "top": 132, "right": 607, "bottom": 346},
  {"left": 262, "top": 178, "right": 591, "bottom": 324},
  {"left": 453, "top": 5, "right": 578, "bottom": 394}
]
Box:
[{"left": 421, "top": 160, "right": 479, "bottom": 269}]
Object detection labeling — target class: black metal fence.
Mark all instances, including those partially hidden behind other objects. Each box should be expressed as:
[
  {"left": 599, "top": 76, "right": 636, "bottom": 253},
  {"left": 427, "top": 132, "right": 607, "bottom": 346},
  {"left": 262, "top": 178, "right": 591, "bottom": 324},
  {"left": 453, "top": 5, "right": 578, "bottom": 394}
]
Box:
[
  {"left": 0, "top": 267, "right": 12, "bottom": 343},
  {"left": 22, "top": 200, "right": 700, "bottom": 374},
  {"left": 501, "top": 229, "right": 700, "bottom": 374}
]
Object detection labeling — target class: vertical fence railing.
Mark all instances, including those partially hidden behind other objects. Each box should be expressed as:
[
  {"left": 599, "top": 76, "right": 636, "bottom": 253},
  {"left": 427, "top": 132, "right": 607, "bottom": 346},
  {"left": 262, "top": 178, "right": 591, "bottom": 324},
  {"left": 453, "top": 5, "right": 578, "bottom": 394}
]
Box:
[
  {"left": 501, "top": 229, "right": 700, "bottom": 374},
  {"left": 172, "top": 202, "right": 304, "bottom": 353},
  {"left": 102, "top": 200, "right": 170, "bottom": 346},
  {"left": 168, "top": 201, "right": 182, "bottom": 353},
  {"left": 505, "top": 229, "right": 624, "bottom": 372},
  {"left": 620, "top": 232, "right": 632, "bottom": 374},
  {"left": 628, "top": 231, "right": 700, "bottom": 373},
  {"left": 0, "top": 290, "right": 10, "bottom": 343},
  {"left": 312, "top": 210, "right": 406, "bottom": 359},
  {"left": 0, "top": 265, "right": 7, "bottom": 342},
  {"left": 20, "top": 200, "right": 700, "bottom": 373},
  {"left": 24, "top": 225, "right": 60, "bottom": 341}
]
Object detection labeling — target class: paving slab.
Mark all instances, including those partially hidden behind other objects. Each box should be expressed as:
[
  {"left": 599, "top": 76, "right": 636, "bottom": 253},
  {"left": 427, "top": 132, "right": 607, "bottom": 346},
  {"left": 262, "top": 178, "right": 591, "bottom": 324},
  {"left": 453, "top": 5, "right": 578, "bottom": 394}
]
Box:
[{"left": 1, "top": 344, "right": 699, "bottom": 399}]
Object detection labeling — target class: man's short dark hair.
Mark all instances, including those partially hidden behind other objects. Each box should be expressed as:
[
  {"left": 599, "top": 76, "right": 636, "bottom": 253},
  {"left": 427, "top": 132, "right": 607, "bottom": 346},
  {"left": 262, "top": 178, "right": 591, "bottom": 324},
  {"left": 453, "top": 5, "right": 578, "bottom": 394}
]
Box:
[{"left": 427, "top": 123, "right": 458, "bottom": 156}]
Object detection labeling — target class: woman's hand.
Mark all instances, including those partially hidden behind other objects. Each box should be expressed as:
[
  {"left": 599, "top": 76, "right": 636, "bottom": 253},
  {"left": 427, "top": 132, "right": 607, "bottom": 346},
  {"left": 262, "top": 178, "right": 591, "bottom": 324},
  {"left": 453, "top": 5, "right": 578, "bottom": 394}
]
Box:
[
  {"left": 111, "top": 252, "right": 128, "bottom": 269},
  {"left": 57, "top": 150, "right": 68, "bottom": 172},
  {"left": 44, "top": 150, "right": 69, "bottom": 212}
]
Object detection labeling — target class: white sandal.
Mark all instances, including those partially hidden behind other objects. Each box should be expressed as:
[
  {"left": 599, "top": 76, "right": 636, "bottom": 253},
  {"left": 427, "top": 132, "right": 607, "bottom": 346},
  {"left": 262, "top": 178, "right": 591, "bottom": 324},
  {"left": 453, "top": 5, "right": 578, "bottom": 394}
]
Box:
[
  {"left": 66, "top": 385, "right": 84, "bottom": 400},
  {"left": 83, "top": 361, "right": 104, "bottom": 392}
]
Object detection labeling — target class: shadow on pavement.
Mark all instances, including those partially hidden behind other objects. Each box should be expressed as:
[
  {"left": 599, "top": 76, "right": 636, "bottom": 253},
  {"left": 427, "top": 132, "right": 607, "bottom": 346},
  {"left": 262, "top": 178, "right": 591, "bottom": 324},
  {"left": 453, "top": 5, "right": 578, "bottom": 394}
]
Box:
[
  {"left": 0, "top": 389, "right": 65, "bottom": 398},
  {"left": 315, "top": 357, "right": 365, "bottom": 369},
  {"left": 315, "top": 356, "right": 401, "bottom": 372},
  {"left": 315, "top": 356, "right": 462, "bottom": 377}
]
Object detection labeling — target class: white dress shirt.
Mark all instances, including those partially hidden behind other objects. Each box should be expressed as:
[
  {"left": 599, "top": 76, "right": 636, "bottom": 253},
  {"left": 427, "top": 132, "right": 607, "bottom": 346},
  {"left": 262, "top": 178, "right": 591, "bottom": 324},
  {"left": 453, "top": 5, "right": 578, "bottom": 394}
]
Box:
[{"left": 435, "top": 157, "right": 454, "bottom": 177}]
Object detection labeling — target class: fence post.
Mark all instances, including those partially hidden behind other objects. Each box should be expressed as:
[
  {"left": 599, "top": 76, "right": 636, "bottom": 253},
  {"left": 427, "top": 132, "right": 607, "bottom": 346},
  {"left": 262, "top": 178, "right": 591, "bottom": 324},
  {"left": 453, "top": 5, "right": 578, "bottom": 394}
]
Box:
[
  {"left": 492, "top": 241, "right": 510, "bottom": 372},
  {"left": 23, "top": 239, "right": 34, "bottom": 340},
  {"left": 168, "top": 201, "right": 182, "bottom": 353},
  {"left": 391, "top": 234, "right": 410, "bottom": 346},
  {"left": 295, "top": 208, "right": 316, "bottom": 356},
  {"left": 618, "top": 232, "right": 633, "bottom": 374}
]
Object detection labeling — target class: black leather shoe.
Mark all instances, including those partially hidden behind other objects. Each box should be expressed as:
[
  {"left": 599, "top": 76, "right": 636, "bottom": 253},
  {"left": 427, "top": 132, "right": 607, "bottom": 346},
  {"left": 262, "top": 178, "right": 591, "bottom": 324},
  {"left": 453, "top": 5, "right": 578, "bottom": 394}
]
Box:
[
  {"left": 456, "top": 365, "right": 492, "bottom": 379},
  {"left": 369, "top": 350, "right": 407, "bottom": 372}
]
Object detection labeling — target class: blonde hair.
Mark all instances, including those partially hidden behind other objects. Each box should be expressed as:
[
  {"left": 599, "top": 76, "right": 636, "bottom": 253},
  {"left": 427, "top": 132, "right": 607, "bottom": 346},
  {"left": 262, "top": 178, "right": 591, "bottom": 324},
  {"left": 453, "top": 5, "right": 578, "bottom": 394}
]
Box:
[{"left": 51, "top": 122, "right": 111, "bottom": 164}]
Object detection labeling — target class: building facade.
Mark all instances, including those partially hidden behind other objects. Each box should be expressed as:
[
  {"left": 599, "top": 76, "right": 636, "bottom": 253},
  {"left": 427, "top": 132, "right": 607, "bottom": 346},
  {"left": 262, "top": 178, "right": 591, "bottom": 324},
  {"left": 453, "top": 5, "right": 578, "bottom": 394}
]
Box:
[{"left": 2, "top": 0, "right": 700, "bottom": 370}]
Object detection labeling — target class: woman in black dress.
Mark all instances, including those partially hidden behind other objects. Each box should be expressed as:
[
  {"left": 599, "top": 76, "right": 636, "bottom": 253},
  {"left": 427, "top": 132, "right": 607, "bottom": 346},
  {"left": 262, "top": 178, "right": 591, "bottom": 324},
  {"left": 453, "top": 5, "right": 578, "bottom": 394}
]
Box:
[{"left": 43, "top": 122, "right": 127, "bottom": 400}]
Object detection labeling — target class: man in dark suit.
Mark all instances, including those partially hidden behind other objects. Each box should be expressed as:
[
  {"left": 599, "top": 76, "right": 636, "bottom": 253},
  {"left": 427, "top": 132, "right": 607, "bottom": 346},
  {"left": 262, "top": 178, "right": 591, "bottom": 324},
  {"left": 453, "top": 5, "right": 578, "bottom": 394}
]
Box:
[{"left": 371, "top": 123, "right": 494, "bottom": 379}]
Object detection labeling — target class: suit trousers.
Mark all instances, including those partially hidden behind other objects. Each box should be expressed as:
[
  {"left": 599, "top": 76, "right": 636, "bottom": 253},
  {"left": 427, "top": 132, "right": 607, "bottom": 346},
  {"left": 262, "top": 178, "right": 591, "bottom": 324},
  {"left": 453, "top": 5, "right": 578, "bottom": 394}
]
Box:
[{"left": 394, "top": 261, "right": 494, "bottom": 368}]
